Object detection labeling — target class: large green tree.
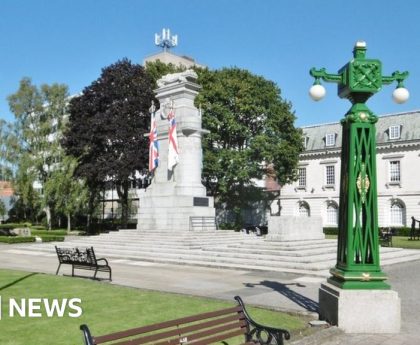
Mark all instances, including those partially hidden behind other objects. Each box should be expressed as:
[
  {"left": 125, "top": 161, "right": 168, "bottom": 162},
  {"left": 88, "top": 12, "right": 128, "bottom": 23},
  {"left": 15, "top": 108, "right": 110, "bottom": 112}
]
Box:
[
  {"left": 195, "top": 67, "right": 303, "bottom": 225},
  {"left": 63, "top": 59, "right": 155, "bottom": 229},
  {"left": 8, "top": 78, "right": 71, "bottom": 227}
]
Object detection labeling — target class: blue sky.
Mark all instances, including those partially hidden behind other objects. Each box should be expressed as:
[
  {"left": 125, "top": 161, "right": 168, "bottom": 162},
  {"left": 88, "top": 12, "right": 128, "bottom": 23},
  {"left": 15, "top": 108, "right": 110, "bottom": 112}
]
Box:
[{"left": 0, "top": 0, "right": 418, "bottom": 127}]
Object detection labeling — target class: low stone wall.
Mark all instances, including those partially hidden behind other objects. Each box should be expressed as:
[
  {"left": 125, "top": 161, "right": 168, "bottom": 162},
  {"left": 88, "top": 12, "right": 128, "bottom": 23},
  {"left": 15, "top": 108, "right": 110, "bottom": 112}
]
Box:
[{"left": 266, "top": 216, "right": 325, "bottom": 241}]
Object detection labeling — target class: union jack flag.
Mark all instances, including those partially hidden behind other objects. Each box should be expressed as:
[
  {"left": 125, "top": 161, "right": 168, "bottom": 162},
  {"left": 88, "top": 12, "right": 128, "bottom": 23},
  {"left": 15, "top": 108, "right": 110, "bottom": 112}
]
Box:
[
  {"left": 167, "top": 106, "right": 179, "bottom": 171},
  {"left": 148, "top": 110, "right": 159, "bottom": 172}
]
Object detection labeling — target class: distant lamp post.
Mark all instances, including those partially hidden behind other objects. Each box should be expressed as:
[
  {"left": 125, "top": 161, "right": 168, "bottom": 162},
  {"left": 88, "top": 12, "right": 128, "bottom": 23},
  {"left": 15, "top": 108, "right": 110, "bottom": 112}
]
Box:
[{"left": 309, "top": 41, "right": 409, "bottom": 290}]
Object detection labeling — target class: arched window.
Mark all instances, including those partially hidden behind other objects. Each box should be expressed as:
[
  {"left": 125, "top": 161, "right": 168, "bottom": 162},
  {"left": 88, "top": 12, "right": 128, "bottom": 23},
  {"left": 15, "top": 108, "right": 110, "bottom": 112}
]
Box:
[
  {"left": 326, "top": 202, "right": 338, "bottom": 226},
  {"left": 299, "top": 201, "right": 310, "bottom": 217},
  {"left": 390, "top": 201, "right": 405, "bottom": 226}
]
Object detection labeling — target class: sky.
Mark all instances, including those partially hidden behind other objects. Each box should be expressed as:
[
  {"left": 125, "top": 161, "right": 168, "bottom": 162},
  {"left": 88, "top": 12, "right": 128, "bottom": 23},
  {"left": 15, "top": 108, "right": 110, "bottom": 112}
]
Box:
[{"left": 0, "top": 0, "right": 419, "bottom": 127}]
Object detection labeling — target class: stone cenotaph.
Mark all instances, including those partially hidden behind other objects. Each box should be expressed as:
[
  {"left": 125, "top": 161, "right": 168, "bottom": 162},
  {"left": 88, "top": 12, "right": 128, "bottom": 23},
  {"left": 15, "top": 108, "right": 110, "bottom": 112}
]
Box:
[{"left": 137, "top": 70, "right": 215, "bottom": 231}]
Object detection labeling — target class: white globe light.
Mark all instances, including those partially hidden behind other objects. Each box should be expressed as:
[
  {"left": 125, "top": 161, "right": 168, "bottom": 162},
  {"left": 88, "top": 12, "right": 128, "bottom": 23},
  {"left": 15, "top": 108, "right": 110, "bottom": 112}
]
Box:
[
  {"left": 309, "top": 84, "right": 326, "bottom": 101},
  {"left": 392, "top": 87, "right": 409, "bottom": 104}
]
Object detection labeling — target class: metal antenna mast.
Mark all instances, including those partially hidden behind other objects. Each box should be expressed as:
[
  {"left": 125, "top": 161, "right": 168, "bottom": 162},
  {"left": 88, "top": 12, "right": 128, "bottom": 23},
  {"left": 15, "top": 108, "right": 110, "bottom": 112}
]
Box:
[{"left": 154, "top": 28, "right": 178, "bottom": 52}]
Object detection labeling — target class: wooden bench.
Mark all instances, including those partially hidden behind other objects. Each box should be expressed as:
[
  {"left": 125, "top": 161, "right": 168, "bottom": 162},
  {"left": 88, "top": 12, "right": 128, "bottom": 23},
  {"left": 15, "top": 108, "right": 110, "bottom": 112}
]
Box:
[
  {"left": 55, "top": 246, "right": 112, "bottom": 281},
  {"left": 80, "top": 296, "right": 290, "bottom": 345}
]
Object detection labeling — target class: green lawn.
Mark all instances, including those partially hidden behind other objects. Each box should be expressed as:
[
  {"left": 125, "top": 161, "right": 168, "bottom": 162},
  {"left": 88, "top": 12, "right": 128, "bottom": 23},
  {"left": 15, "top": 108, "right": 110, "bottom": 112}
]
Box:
[
  {"left": 0, "top": 269, "right": 308, "bottom": 345},
  {"left": 325, "top": 234, "right": 420, "bottom": 250}
]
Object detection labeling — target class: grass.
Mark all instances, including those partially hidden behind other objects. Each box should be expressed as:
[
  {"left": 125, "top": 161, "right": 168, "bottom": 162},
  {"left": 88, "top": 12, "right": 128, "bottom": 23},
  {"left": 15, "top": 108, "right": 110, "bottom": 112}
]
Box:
[
  {"left": 0, "top": 269, "right": 308, "bottom": 345},
  {"left": 325, "top": 234, "right": 420, "bottom": 250},
  {"left": 391, "top": 236, "right": 420, "bottom": 249}
]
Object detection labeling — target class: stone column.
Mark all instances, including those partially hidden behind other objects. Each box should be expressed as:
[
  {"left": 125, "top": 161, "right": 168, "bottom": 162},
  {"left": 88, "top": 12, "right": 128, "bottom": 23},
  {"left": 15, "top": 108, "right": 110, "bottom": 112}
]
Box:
[{"left": 137, "top": 71, "right": 215, "bottom": 231}]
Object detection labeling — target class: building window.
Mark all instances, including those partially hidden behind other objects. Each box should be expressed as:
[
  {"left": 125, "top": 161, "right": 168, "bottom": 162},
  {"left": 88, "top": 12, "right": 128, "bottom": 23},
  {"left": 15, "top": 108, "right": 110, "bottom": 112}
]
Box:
[
  {"left": 302, "top": 136, "right": 308, "bottom": 149},
  {"left": 325, "top": 165, "right": 335, "bottom": 186},
  {"left": 299, "top": 202, "right": 310, "bottom": 217},
  {"left": 389, "top": 161, "right": 401, "bottom": 183},
  {"left": 325, "top": 133, "right": 335, "bottom": 146},
  {"left": 298, "top": 168, "right": 306, "bottom": 187},
  {"left": 390, "top": 201, "right": 405, "bottom": 226},
  {"left": 326, "top": 203, "right": 338, "bottom": 226},
  {"left": 389, "top": 125, "right": 401, "bottom": 140}
]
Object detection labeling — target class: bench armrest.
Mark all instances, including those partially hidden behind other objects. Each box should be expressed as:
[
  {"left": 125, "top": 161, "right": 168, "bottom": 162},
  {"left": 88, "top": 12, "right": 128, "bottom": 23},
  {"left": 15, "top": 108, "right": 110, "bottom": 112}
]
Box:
[
  {"left": 96, "top": 258, "right": 109, "bottom": 266},
  {"left": 80, "top": 324, "right": 94, "bottom": 345},
  {"left": 234, "top": 296, "right": 290, "bottom": 345}
]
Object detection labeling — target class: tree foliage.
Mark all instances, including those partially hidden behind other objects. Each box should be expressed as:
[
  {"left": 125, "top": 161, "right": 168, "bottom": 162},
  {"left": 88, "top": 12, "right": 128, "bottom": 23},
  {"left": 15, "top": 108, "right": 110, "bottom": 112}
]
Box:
[
  {"left": 7, "top": 78, "right": 71, "bottom": 227},
  {"left": 145, "top": 60, "right": 185, "bottom": 88},
  {"left": 63, "top": 59, "right": 155, "bottom": 228},
  {"left": 195, "top": 67, "right": 303, "bottom": 224},
  {"left": 44, "top": 155, "right": 88, "bottom": 232}
]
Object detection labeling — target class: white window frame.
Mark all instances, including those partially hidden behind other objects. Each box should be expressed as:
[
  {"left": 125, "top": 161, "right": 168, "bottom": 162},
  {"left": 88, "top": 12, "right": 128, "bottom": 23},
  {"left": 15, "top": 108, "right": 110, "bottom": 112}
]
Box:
[
  {"left": 326, "top": 203, "right": 338, "bottom": 226},
  {"left": 325, "top": 133, "right": 335, "bottom": 147},
  {"left": 390, "top": 202, "right": 404, "bottom": 226},
  {"left": 389, "top": 160, "right": 401, "bottom": 183},
  {"left": 325, "top": 165, "right": 335, "bottom": 186},
  {"left": 299, "top": 202, "right": 310, "bottom": 217},
  {"left": 389, "top": 125, "right": 401, "bottom": 140},
  {"left": 298, "top": 168, "right": 306, "bottom": 187}
]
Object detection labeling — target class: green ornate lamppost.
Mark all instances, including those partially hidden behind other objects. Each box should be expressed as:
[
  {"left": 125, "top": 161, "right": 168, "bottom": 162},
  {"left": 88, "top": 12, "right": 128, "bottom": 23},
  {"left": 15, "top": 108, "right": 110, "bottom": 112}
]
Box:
[{"left": 309, "top": 41, "right": 409, "bottom": 290}]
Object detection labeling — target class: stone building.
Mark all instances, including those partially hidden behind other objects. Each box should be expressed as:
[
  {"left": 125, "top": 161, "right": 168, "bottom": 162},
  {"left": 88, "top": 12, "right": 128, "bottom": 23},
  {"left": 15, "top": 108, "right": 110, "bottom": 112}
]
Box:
[{"left": 278, "top": 110, "right": 420, "bottom": 228}]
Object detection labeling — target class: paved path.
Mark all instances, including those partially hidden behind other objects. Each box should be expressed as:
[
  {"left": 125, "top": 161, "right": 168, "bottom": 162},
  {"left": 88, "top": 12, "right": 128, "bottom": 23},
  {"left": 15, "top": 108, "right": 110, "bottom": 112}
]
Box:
[{"left": 1, "top": 244, "right": 419, "bottom": 344}]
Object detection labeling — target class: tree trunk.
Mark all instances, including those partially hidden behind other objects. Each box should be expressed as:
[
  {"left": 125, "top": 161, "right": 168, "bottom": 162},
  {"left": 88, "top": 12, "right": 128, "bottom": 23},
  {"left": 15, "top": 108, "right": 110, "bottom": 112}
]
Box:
[
  {"left": 116, "top": 180, "right": 129, "bottom": 229},
  {"left": 45, "top": 206, "right": 52, "bottom": 230},
  {"left": 87, "top": 189, "right": 97, "bottom": 233},
  {"left": 67, "top": 212, "right": 71, "bottom": 234}
]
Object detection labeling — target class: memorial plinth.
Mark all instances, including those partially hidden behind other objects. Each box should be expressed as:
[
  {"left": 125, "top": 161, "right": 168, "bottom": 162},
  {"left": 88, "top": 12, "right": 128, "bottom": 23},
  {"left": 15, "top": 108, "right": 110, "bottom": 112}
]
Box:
[
  {"left": 137, "top": 71, "right": 215, "bottom": 231},
  {"left": 266, "top": 216, "right": 325, "bottom": 241}
]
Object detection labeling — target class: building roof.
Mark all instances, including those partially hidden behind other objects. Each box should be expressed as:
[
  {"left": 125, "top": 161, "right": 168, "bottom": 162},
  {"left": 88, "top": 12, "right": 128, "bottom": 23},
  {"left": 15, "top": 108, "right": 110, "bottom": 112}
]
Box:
[
  {"left": 143, "top": 51, "right": 205, "bottom": 69},
  {"left": 301, "top": 110, "right": 420, "bottom": 152}
]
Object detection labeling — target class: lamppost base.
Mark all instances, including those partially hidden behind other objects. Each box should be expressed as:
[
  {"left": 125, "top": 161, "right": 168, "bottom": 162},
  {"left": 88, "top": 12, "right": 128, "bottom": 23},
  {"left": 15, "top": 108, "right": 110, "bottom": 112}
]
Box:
[
  {"left": 319, "top": 282, "right": 401, "bottom": 333},
  {"left": 328, "top": 267, "right": 390, "bottom": 290}
]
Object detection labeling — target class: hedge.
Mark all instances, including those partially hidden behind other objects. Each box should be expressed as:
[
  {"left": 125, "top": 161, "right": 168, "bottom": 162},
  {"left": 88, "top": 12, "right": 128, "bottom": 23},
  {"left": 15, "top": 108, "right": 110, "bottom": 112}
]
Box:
[
  {"left": 31, "top": 230, "right": 67, "bottom": 236},
  {"left": 0, "top": 223, "right": 31, "bottom": 229},
  {"left": 323, "top": 227, "right": 338, "bottom": 235},
  {"left": 39, "top": 236, "right": 65, "bottom": 242},
  {"left": 30, "top": 225, "right": 47, "bottom": 230},
  {"left": 0, "top": 236, "right": 36, "bottom": 244},
  {"left": 323, "top": 227, "right": 412, "bottom": 236}
]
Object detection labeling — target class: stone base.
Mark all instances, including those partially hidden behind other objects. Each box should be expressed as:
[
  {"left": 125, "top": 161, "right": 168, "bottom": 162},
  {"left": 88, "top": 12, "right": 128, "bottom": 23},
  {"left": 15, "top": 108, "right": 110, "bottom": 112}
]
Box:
[
  {"left": 266, "top": 216, "right": 325, "bottom": 241},
  {"left": 319, "top": 282, "right": 401, "bottom": 333},
  {"left": 137, "top": 194, "right": 215, "bottom": 231}
]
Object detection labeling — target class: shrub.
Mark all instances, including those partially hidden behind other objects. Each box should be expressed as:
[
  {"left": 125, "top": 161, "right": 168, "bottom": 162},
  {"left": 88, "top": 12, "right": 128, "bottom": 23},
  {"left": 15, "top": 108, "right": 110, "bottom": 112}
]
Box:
[
  {"left": 218, "top": 222, "right": 240, "bottom": 230},
  {"left": 0, "top": 236, "right": 36, "bottom": 244}
]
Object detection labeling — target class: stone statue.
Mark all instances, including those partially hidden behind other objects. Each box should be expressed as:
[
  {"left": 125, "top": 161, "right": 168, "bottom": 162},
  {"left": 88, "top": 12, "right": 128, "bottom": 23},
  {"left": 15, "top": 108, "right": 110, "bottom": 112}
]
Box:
[{"left": 157, "top": 70, "right": 197, "bottom": 87}]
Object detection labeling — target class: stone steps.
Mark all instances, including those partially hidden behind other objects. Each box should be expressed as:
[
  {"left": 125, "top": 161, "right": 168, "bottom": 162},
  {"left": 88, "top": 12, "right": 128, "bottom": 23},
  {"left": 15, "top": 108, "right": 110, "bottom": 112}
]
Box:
[{"left": 17, "top": 229, "right": 420, "bottom": 276}]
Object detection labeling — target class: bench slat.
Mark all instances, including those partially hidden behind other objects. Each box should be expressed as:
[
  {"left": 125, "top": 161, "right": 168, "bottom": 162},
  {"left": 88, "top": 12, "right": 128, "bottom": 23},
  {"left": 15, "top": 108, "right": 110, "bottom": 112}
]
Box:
[
  {"left": 112, "top": 319, "right": 247, "bottom": 345},
  {"left": 94, "top": 306, "right": 243, "bottom": 344},
  {"left": 107, "top": 315, "right": 245, "bottom": 345}
]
